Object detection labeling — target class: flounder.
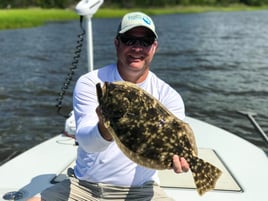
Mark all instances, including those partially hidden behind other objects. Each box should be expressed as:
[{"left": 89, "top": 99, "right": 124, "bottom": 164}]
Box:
[{"left": 96, "top": 81, "right": 222, "bottom": 195}]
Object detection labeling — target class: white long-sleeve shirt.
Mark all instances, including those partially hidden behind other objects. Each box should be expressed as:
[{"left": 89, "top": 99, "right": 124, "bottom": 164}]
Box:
[{"left": 73, "top": 63, "right": 185, "bottom": 186}]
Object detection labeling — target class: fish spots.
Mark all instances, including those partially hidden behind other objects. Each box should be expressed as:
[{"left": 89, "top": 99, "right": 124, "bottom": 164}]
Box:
[{"left": 96, "top": 81, "right": 222, "bottom": 195}]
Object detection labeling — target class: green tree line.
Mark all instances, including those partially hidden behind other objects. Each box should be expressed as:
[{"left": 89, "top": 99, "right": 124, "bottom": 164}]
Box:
[{"left": 1, "top": 0, "right": 268, "bottom": 9}]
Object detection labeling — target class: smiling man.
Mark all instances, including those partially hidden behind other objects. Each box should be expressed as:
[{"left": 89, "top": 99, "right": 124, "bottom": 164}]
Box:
[{"left": 28, "top": 11, "right": 189, "bottom": 201}]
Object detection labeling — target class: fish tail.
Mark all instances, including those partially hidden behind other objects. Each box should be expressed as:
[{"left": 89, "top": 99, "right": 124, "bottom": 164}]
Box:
[{"left": 190, "top": 156, "right": 222, "bottom": 195}]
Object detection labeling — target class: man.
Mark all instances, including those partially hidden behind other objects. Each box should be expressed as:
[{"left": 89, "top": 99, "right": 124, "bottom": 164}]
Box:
[{"left": 28, "top": 11, "right": 189, "bottom": 201}]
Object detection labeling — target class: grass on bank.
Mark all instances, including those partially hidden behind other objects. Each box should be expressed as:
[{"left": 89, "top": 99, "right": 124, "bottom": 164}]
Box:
[
  {"left": 0, "top": 8, "right": 78, "bottom": 30},
  {"left": 95, "top": 4, "right": 268, "bottom": 17},
  {"left": 0, "top": 5, "right": 268, "bottom": 30}
]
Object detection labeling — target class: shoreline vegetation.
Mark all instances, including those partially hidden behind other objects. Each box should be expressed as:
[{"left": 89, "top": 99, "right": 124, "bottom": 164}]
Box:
[{"left": 0, "top": 5, "right": 268, "bottom": 30}]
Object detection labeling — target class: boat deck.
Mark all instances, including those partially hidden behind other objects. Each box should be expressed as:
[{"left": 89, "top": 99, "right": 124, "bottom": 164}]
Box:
[
  {"left": 52, "top": 148, "right": 242, "bottom": 194},
  {"left": 1, "top": 117, "right": 268, "bottom": 201}
]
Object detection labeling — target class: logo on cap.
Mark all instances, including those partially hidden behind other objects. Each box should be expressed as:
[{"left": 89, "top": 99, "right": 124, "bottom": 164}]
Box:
[
  {"left": 127, "top": 14, "right": 151, "bottom": 25},
  {"left": 143, "top": 16, "right": 151, "bottom": 25}
]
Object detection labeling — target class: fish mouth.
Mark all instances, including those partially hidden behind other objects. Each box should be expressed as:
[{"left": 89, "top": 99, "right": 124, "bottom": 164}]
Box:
[
  {"left": 96, "top": 82, "right": 104, "bottom": 104},
  {"left": 97, "top": 82, "right": 111, "bottom": 103},
  {"left": 103, "top": 82, "right": 110, "bottom": 94}
]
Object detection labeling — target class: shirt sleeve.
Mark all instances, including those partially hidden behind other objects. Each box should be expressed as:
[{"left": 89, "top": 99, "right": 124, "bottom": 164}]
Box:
[{"left": 73, "top": 74, "right": 112, "bottom": 153}]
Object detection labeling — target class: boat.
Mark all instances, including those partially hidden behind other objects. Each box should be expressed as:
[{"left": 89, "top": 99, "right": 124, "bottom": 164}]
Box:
[{"left": 1, "top": 1, "right": 268, "bottom": 200}]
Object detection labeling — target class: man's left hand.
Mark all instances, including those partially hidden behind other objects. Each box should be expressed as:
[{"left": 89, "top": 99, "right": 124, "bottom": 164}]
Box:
[{"left": 172, "top": 155, "right": 190, "bottom": 173}]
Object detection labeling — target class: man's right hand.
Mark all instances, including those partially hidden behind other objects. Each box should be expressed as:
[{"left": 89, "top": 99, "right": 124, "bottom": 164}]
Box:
[{"left": 96, "top": 106, "right": 113, "bottom": 141}]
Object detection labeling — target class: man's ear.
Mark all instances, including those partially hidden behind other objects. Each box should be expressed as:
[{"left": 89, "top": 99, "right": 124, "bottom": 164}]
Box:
[
  {"left": 114, "top": 38, "right": 119, "bottom": 47},
  {"left": 152, "top": 41, "right": 158, "bottom": 53}
]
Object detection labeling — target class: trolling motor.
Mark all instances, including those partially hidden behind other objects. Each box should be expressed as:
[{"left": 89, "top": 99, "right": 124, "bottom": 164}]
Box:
[
  {"left": 62, "top": 0, "right": 104, "bottom": 137},
  {"left": 76, "top": 0, "right": 104, "bottom": 17},
  {"left": 76, "top": 0, "right": 104, "bottom": 71}
]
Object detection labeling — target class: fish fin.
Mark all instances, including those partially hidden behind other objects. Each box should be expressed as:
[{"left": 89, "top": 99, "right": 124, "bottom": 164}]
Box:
[{"left": 190, "top": 156, "right": 222, "bottom": 195}]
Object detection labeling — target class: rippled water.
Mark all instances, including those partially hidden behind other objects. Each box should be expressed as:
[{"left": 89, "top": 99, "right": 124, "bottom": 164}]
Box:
[{"left": 0, "top": 10, "right": 267, "bottom": 163}]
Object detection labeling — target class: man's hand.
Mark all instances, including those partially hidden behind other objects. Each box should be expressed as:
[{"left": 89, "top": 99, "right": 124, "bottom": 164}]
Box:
[
  {"left": 96, "top": 106, "right": 113, "bottom": 141},
  {"left": 172, "top": 155, "right": 190, "bottom": 173}
]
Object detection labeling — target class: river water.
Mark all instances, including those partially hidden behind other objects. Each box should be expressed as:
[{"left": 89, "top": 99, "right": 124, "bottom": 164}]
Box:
[{"left": 0, "top": 10, "right": 267, "bottom": 163}]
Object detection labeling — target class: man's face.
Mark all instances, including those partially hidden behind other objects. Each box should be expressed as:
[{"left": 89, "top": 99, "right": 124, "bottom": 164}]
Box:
[{"left": 115, "top": 27, "right": 158, "bottom": 74}]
